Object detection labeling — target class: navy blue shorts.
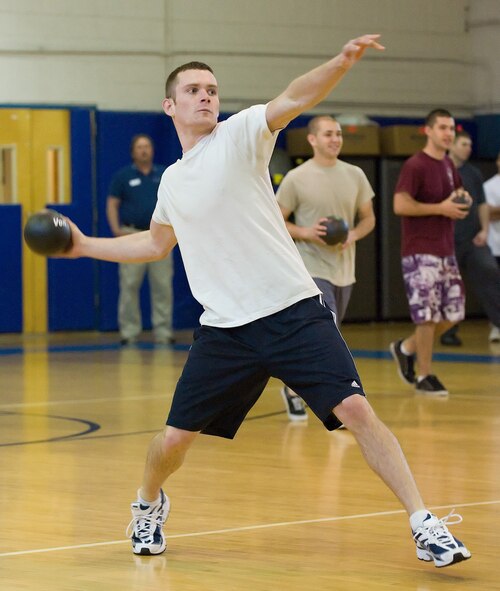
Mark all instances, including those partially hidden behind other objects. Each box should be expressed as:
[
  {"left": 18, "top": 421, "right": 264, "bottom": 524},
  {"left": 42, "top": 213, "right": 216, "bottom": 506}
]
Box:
[{"left": 166, "top": 296, "right": 365, "bottom": 439}]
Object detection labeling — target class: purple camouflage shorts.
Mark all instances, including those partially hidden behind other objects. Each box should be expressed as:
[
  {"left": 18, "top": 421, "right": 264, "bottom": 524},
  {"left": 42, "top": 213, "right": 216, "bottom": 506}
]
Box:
[{"left": 402, "top": 254, "right": 465, "bottom": 324}]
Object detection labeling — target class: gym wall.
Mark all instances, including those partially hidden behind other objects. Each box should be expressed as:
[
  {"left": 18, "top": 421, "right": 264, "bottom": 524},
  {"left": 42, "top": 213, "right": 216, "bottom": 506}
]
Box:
[
  {"left": 0, "top": 1, "right": 498, "bottom": 118},
  {"left": 1, "top": 1, "right": 500, "bottom": 332}
]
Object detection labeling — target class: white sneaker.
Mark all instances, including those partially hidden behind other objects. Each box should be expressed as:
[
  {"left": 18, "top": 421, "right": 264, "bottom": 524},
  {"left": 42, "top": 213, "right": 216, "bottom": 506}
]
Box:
[
  {"left": 489, "top": 325, "right": 500, "bottom": 343},
  {"left": 126, "top": 490, "right": 170, "bottom": 555},
  {"left": 412, "top": 511, "right": 471, "bottom": 567},
  {"left": 280, "top": 386, "right": 308, "bottom": 421}
]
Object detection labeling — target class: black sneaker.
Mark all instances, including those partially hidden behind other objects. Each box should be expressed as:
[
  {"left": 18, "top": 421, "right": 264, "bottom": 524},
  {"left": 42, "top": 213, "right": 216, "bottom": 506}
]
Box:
[
  {"left": 415, "top": 375, "right": 449, "bottom": 396},
  {"left": 280, "top": 386, "right": 308, "bottom": 422},
  {"left": 390, "top": 340, "right": 415, "bottom": 385},
  {"left": 440, "top": 331, "right": 462, "bottom": 347}
]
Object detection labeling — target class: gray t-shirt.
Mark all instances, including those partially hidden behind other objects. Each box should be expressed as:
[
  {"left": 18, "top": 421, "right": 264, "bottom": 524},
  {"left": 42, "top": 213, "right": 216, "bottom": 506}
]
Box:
[{"left": 277, "top": 158, "right": 374, "bottom": 286}]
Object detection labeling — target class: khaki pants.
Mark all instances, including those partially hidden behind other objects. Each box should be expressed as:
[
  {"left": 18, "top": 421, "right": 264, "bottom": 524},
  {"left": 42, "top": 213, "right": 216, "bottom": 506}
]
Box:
[{"left": 118, "top": 234, "right": 173, "bottom": 341}]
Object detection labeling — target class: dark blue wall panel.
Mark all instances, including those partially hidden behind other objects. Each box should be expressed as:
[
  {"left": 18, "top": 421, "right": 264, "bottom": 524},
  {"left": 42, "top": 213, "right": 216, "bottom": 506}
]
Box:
[
  {"left": 47, "top": 108, "right": 96, "bottom": 331},
  {"left": 0, "top": 205, "right": 23, "bottom": 332},
  {"left": 95, "top": 110, "right": 203, "bottom": 332},
  {"left": 476, "top": 114, "right": 500, "bottom": 159}
]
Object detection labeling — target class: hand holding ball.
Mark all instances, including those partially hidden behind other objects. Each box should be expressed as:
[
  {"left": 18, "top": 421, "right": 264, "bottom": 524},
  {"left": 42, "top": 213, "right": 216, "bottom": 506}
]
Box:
[
  {"left": 319, "top": 216, "right": 349, "bottom": 246},
  {"left": 24, "top": 209, "right": 72, "bottom": 255},
  {"left": 452, "top": 192, "right": 471, "bottom": 210}
]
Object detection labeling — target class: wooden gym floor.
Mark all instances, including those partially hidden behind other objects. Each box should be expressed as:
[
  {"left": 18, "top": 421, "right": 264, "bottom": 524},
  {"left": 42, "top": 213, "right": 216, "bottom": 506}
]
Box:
[{"left": 1, "top": 320, "right": 499, "bottom": 590}]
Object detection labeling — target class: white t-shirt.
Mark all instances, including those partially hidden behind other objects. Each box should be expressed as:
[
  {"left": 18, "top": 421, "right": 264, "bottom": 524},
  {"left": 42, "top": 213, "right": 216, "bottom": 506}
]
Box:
[
  {"left": 152, "top": 104, "right": 320, "bottom": 327},
  {"left": 277, "top": 158, "right": 374, "bottom": 286},
  {"left": 483, "top": 174, "right": 500, "bottom": 256}
]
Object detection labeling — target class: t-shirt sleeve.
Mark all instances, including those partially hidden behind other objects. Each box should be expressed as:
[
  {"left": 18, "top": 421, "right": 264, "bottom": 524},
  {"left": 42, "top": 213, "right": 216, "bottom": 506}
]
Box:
[
  {"left": 151, "top": 174, "right": 171, "bottom": 226},
  {"left": 473, "top": 168, "right": 486, "bottom": 205},
  {"left": 108, "top": 171, "right": 124, "bottom": 199},
  {"left": 483, "top": 179, "right": 495, "bottom": 204},
  {"left": 223, "top": 104, "right": 279, "bottom": 171},
  {"left": 275, "top": 171, "right": 299, "bottom": 213},
  {"left": 356, "top": 168, "right": 375, "bottom": 204},
  {"left": 395, "top": 158, "right": 421, "bottom": 197}
]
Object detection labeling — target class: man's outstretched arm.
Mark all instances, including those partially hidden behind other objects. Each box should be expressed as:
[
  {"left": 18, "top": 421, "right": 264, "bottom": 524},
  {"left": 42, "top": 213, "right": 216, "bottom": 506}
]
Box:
[
  {"left": 63, "top": 219, "right": 177, "bottom": 263},
  {"left": 266, "top": 34, "right": 384, "bottom": 132}
]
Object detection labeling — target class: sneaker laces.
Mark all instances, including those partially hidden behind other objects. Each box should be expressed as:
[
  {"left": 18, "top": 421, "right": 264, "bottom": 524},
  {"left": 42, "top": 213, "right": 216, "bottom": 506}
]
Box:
[
  {"left": 126, "top": 507, "right": 164, "bottom": 541},
  {"left": 415, "top": 509, "right": 463, "bottom": 544}
]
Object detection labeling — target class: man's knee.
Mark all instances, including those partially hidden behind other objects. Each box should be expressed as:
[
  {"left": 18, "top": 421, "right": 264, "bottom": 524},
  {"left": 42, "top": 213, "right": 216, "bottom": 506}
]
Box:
[
  {"left": 161, "top": 426, "right": 198, "bottom": 453},
  {"left": 333, "top": 394, "right": 375, "bottom": 429}
]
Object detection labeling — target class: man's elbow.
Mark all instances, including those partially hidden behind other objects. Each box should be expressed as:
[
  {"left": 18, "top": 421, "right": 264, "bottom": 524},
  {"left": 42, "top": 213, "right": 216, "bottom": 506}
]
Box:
[{"left": 393, "top": 197, "right": 405, "bottom": 216}]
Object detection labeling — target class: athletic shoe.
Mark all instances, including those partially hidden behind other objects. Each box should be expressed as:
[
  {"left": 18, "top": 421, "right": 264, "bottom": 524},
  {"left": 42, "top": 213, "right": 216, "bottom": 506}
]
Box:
[
  {"left": 413, "top": 511, "right": 471, "bottom": 567},
  {"left": 415, "top": 375, "right": 449, "bottom": 396},
  {"left": 440, "top": 332, "right": 462, "bottom": 346},
  {"left": 390, "top": 339, "right": 416, "bottom": 385},
  {"left": 489, "top": 325, "right": 500, "bottom": 343},
  {"left": 280, "top": 386, "right": 308, "bottom": 421},
  {"left": 126, "top": 489, "right": 170, "bottom": 555}
]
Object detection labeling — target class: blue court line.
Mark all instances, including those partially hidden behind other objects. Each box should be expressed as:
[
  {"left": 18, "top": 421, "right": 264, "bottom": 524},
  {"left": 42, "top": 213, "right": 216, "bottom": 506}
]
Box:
[
  {"left": 0, "top": 342, "right": 174, "bottom": 356},
  {"left": 0, "top": 342, "right": 498, "bottom": 363},
  {"left": 350, "top": 349, "right": 500, "bottom": 364}
]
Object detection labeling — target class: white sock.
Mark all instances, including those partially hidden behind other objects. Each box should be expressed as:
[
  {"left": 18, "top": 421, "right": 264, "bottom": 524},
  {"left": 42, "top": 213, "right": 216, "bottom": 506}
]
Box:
[
  {"left": 400, "top": 342, "right": 412, "bottom": 356},
  {"left": 410, "top": 509, "right": 432, "bottom": 530},
  {"left": 138, "top": 489, "right": 161, "bottom": 506}
]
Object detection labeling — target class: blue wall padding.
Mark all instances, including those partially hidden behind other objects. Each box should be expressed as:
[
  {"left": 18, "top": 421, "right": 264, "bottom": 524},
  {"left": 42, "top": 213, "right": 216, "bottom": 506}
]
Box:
[
  {"left": 0, "top": 205, "right": 23, "bottom": 332},
  {"left": 47, "top": 108, "right": 96, "bottom": 330},
  {"left": 95, "top": 110, "right": 203, "bottom": 331},
  {"left": 476, "top": 115, "right": 500, "bottom": 158}
]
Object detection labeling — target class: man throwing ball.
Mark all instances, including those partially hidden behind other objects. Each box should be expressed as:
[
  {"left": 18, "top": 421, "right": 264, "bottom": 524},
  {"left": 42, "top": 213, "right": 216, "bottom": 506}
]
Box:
[{"left": 63, "top": 35, "right": 470, "bottom": 568}]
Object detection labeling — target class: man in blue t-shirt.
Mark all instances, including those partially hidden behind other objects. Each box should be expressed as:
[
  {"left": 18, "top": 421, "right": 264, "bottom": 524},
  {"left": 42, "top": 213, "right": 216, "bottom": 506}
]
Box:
[{"left": 107, "top": 134, "right": 173, "bottom": 346}]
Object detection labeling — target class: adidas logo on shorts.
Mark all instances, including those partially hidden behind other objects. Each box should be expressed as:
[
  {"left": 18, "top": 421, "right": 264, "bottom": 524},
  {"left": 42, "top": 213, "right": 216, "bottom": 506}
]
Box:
[{"left": 351, "top": 380, "right": 360, "bottom": 388}]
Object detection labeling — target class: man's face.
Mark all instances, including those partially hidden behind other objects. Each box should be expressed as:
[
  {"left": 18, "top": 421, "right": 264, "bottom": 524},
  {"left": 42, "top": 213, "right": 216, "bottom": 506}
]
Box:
[
  {"left": 164, "top": 69, "right": 219, "bottom": 132},
  {"left": 131, "top": 138, "right": 154, "bottom": 166},
  {"left": 450, "top": 136, "right": 472, "bottom": 164},
  {"left": 425, "top": 116, "right": 455, "bottom": 152},
  {"left": 308, "top": 119, "right": 343, "bottom": 160}
]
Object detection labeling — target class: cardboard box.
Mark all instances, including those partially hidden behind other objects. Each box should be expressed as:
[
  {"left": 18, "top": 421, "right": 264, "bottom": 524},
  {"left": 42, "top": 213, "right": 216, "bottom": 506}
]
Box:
[
  {"left": 341, "top": 125, "right": 380, "bottom": 156},
  {"left": 286, "top": 125, "right": 380, "bottom": 157},
  {"left": 286, "top": 127, "right": 313, "bottom": 157},
  {"left": 380, "top": 125, "right": 426, "bottom": 156}
]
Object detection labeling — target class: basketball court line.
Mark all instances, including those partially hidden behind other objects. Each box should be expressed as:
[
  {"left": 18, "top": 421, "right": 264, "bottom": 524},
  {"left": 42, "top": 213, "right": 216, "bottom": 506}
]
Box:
[
  {"left": 0, "top": 499, "right": 498, "bottom": 558},
  {"left": 0, "top": 392, "right": 171, "bottom": 410}
]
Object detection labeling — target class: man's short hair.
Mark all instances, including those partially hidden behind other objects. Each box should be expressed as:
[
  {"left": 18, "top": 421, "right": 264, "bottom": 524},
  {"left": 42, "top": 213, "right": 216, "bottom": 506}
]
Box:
[
  {"left": 130, "top": 134, "right": 153, "bottom": 155},
  {"left": 454, "top": 130, "right": 471, "bottom": 142},
  {"left": 165, "top": 62, "right": 214, "bottom": 99},
  {"left": 425, "top": 108, "right": 453, "bottom": 127},
  {"left": 307, "top": 115, "right": 338, "bottom": 135}
]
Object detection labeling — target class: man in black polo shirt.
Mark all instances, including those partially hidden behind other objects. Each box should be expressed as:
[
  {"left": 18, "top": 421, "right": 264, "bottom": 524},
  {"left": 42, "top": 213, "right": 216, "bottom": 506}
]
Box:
[
  {"left": 440, "top": 131, "right": 500, "bottom": 345},
  {"left": 107, "top": 134, "right": 173, "bottom": 346}
]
